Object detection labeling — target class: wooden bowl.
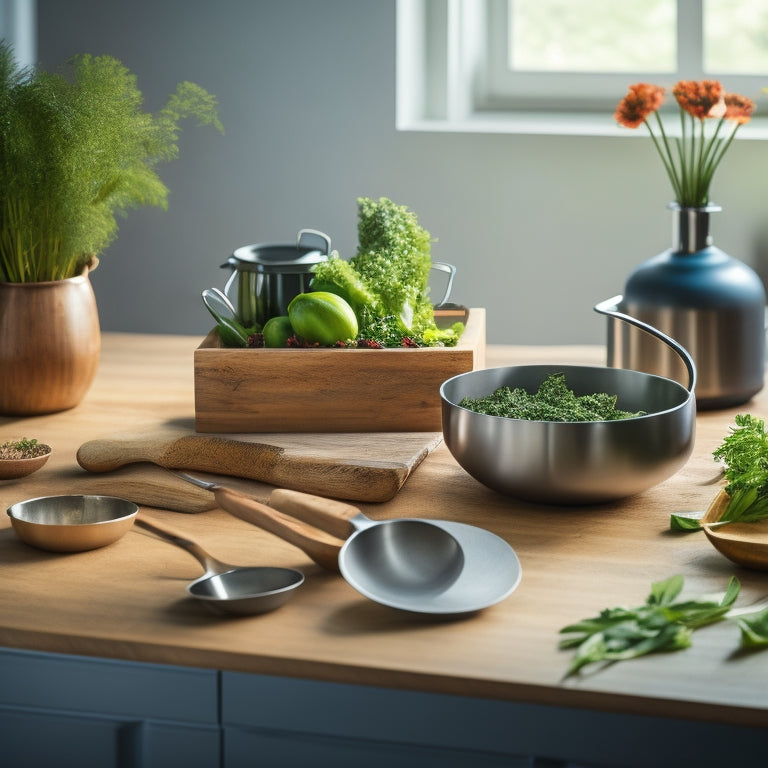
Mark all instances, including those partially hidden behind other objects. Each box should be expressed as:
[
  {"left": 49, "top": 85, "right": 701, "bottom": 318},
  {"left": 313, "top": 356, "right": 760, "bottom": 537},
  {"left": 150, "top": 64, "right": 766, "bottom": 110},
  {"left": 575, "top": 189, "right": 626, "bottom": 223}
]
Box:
[
  {"left": 701, "top": 489, "right": 768, "bottom": 571},
  {"left": 0, "top": 449, "right": 51, "bottom": 480}
]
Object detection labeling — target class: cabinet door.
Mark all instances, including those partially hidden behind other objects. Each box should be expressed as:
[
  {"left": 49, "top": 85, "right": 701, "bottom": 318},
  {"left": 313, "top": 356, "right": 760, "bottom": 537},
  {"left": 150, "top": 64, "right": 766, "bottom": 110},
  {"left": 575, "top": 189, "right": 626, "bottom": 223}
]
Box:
[
  {"left": 221, "top": 671, "right": 768, "bottom": 768},
  {"left": 1, "top": 708, "right": 134, "bottom": 768},
  {"left": 224, "top": 726, "right": 528, "bottom": 768},
  {"left": 0, "top": 648, "right": 220, "bottom": 768},
  {"left": 0, "top": 709, "right": 220, "bottom": 768}
]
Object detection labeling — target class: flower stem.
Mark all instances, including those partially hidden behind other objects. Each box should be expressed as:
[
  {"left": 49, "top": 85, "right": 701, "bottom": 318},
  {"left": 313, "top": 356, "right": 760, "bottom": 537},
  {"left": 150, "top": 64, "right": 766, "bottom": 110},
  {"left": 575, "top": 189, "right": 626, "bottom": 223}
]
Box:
[{"left": 648, "top": 113, "right": 683, "bottom": 201}]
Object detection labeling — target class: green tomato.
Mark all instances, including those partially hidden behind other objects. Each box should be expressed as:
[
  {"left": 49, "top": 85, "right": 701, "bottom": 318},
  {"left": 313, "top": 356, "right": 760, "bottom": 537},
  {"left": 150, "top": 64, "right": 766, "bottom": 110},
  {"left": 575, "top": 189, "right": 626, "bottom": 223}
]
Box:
[
  {"left": 288, "top": 291, "right": 358, "bottom": 345},
  {"left": 262, "top": 315, "right": 294, "bottom": 348}
]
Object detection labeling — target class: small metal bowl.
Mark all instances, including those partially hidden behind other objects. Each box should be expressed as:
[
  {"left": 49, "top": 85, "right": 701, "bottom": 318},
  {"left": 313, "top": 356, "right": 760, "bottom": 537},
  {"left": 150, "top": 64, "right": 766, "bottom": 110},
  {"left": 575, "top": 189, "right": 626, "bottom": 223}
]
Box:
[
  {"left": 7, "top": 495, "right": 138, "bottom": 552},
  {"left": 440, "top": 300, "right": 697, "bottom": 505}
]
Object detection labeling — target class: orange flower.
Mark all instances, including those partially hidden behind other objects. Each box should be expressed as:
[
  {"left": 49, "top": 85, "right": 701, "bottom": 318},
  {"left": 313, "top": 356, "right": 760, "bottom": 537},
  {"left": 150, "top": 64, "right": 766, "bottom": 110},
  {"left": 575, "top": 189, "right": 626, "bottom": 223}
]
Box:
[
  {"left": 614, "top": 83, "right": 666, "bottom": 128},
  {"left": 614, "top": 78, "right": 753, "bottom": 207},
  {"left": 724, "top": 92, "right": 755, "bottom": 124},
  {"left": 672, "top": 80, "right": 724, "bottom": 119}
]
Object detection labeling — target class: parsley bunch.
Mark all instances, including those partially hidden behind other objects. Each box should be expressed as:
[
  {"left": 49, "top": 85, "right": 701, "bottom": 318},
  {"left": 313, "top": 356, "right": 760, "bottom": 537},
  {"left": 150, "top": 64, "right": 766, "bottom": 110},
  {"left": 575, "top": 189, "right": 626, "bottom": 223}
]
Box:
[
  {"left": 713, "top": 414, "right": 768, "bottom": 523},
  {"left": 671, "top": 414, "right": 768, "bottom": 531}
]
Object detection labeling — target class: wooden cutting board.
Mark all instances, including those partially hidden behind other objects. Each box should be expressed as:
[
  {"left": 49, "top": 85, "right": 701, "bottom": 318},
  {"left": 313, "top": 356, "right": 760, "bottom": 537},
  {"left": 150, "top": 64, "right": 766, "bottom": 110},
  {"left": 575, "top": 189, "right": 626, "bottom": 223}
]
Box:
[
  {"left": 12, "top": 464, "right": 220, "bottom": 513},
  {"left": 76, "top": 422, "right": 443, "bottom": 503}
]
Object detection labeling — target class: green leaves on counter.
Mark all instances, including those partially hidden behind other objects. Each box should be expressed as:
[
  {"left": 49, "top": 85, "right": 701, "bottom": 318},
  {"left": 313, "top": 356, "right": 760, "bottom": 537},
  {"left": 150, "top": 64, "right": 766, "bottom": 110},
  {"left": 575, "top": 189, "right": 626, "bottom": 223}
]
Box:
[
  {"left": 669, "top": 513, "right": 709, "bottom": 531},
  {"left": 736, "top": 608, "right": 768, "bottom": 648},
  {"left": 559, "top": 574, "right": 768, "bottom": 677}
]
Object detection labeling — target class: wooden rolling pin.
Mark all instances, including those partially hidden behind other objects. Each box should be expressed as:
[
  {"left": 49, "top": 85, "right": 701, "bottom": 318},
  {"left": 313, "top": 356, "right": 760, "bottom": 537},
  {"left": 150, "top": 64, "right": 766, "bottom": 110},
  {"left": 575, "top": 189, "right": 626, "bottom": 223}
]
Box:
[{"left": 76, "top": 431, "right": 412, "bottom": 502}]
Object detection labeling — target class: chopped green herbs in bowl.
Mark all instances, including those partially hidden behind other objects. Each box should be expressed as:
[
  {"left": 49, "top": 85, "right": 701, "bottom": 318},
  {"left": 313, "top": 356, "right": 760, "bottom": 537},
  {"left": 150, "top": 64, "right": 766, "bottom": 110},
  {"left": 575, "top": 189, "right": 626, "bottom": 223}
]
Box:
[{"left": 459, "top": 373, "right": 646, "bottom": 422}]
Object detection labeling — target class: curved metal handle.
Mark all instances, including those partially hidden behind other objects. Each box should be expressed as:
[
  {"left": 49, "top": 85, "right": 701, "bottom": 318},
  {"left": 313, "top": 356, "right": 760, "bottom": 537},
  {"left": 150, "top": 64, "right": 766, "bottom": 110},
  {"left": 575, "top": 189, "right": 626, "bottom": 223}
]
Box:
[
  {"left": 431, "top": 262, "right": 456, "bottom": 307},
  {"left": 594, "top": 295, "right": 697, "bottom": 393},
  {"left": 221, "top": 265, "right": 238, "bottom": 301},
  {"left": 135, "top": 514, "right": 235, "bottom": 579},
  {"left": 202, "top": 287, "right": 238, "bottom": 321},
  {"left": 297, "top": 228, "right": 332, "bottom": 254}
]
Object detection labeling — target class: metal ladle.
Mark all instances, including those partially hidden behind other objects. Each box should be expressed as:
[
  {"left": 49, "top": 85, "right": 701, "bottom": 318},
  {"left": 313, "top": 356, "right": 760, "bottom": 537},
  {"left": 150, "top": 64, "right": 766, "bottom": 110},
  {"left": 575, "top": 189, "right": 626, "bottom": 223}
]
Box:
[
  {"left": 135, "top": 514, "right": 304, "bottom": 615},
  {"left": 174, "top": 474, "right": 468, "bottom": 614},
  {"left": 266, "top": 487, "right": 522, "bottom": 615}
]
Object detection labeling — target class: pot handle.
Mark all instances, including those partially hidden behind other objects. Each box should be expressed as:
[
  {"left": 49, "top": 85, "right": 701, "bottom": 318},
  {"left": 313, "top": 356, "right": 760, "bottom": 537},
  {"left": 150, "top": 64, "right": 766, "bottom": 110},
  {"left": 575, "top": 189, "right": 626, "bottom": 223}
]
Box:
[
  {"left": 594, "top": 295, "right": 697, "bottom": 394},
  {"left": 431, "top": 262, "right": 456, "bottom": 307},
  {"left": 221, "top": 262, "right": 238, "bottom": 302},
  {"left": 297, "top": 228, "right": 332, "bottom": 255}
]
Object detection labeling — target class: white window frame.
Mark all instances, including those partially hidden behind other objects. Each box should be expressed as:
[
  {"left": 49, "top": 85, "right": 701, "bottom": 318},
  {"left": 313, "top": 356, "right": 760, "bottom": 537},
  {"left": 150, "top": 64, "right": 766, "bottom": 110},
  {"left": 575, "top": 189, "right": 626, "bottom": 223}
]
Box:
[
  {"left": 396, "top": 0, "right": 768, "bottom": 138},
  {"left": 0, "top": 0, "right": 36, "bottom": 68}
]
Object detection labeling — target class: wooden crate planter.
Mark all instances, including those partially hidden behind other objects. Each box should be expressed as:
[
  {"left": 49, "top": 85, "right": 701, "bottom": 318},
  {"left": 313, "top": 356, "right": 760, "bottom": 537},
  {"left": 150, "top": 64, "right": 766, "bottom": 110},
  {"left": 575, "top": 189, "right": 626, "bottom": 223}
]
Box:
[{"left": 194, "top": 308, "right": 486, "bottom": 432}]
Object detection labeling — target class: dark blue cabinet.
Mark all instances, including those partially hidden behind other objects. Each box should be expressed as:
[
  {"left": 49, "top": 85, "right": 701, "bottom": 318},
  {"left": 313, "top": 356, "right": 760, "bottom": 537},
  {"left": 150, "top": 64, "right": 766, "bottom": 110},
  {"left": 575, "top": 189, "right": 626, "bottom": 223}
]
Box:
[
  {"left": 0, "top": 648, "right": 220, "bottom": 768},
  {"left": 2, "top": 647, "right": 767, "bottom": 768}
]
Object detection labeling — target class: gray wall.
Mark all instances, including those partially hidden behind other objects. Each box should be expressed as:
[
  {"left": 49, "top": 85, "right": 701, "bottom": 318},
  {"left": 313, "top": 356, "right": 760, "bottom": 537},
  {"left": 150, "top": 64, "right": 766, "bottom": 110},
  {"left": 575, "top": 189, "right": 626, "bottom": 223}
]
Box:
[{"left": 36, "top": 0, "right": 768, "bottom": 345}]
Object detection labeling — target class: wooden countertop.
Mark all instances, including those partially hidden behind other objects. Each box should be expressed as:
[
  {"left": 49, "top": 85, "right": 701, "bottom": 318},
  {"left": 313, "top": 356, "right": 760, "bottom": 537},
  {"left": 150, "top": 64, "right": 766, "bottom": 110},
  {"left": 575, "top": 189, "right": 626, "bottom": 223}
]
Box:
[{"left": 1, "top": 333, "right": 766, "bottom": 729}]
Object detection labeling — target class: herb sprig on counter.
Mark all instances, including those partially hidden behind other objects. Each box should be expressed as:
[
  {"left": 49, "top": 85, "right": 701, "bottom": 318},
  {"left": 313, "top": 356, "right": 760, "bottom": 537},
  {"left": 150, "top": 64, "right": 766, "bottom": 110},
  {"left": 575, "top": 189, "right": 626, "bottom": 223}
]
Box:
[
  {"left": 459, "top": 373, "right": 645, "bottom": 422},
  {"left": 560, "top": 574, "right": 768, "bottom": 676},
  {"left": 559, "top": 575, "right": 743, "bottom": 677}
]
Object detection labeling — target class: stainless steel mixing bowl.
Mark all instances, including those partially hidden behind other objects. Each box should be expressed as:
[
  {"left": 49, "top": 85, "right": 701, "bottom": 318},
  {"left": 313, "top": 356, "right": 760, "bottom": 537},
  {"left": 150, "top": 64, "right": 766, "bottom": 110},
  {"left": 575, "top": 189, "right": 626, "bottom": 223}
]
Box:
[{"left": 440, "top": 299, "right": 696, "bottom": 504}]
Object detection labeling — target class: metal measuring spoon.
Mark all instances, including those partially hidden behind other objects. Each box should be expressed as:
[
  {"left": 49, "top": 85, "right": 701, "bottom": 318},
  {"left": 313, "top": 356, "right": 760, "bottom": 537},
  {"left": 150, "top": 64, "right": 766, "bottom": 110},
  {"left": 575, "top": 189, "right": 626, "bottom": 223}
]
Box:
[{"left": 135, "top": 514, "right": 304, "bottom": 615}]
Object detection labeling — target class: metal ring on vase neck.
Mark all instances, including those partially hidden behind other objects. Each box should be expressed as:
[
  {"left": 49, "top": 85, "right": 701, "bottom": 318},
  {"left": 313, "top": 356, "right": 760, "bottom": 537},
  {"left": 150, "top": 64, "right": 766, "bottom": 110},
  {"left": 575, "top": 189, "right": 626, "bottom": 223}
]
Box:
[{"left": 668, "top": 202, "right": 722, "bottom": 254}]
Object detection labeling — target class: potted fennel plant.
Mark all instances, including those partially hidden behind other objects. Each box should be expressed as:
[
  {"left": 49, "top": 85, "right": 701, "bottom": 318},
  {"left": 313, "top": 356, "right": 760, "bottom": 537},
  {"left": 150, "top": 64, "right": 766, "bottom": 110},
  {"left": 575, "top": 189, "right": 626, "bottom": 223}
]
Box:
[{"left": 0, "top": 42, "right": 222, "bottom": 414}]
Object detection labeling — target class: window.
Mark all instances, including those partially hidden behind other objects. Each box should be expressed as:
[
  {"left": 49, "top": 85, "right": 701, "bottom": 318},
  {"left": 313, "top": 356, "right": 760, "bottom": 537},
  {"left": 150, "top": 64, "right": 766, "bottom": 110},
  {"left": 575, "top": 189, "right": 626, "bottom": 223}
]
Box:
[
  {"left": 0, "top": 0, "right": 36, "bottom": 68},
  {"left": 396, "top": 0, "right": 768, "bottom": 136}
]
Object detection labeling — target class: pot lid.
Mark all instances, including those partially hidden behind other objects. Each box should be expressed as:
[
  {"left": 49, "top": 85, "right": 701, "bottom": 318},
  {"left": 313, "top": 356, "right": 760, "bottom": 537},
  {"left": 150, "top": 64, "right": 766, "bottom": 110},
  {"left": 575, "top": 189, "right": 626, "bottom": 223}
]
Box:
[{"left": 227, "top": 244, "right": 329, "bottom": 272}]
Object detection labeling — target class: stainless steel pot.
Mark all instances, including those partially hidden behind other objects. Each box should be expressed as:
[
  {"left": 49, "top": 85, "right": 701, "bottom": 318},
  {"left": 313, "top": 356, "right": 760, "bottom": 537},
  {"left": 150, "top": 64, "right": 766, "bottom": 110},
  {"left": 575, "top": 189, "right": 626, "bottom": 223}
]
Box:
[
  {"left": 604, "top": 295, "right": 766, "bottom": 410},
  {"left": 221, "top": 228, "right": 331, "bottom": 328}
]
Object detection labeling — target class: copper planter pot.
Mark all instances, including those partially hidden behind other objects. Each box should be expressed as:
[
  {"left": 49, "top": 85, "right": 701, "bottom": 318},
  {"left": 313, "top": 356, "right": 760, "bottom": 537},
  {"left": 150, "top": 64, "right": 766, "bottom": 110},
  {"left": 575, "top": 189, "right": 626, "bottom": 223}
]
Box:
[{"left": 0, "top": 270, "right": 100, "bottom": 415}]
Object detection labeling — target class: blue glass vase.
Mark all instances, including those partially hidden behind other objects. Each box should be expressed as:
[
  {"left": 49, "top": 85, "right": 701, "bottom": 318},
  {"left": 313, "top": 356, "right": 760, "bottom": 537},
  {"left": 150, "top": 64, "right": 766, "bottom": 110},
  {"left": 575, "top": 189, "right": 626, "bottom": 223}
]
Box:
[{"left": 608, "top": 204, "right": 766, "bottom": 409}]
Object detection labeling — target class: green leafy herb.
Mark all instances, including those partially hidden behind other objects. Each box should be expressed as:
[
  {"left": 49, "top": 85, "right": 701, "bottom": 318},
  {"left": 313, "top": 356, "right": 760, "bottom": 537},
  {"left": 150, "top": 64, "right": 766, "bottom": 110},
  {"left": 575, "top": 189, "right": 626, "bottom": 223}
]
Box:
[
  {"left": 309, "top": 198, "right": 464, "bottom": 348},
  {"left": 459, "top": 373, "right": 645, "bottom": 422},
  {"left": 0, "top": 42, "right": 222, "bottom": 282},
  {"left": 712, "top": 414, "right": 768, "bottom": 524},
  {"left": 673, "top": 414, "right": 768, "bottom": 531},
  {"left": 669, "top": 513, "right": 709, "bottom": 531},
  {"left": 736, "top": 607, "right": 768, "bottom": 648},
  {"left": 0, "top": 437, "right": 50, "bottom": 459},
  {"left": 559, "top": 574, "right": 741, "bottom": 677}
]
